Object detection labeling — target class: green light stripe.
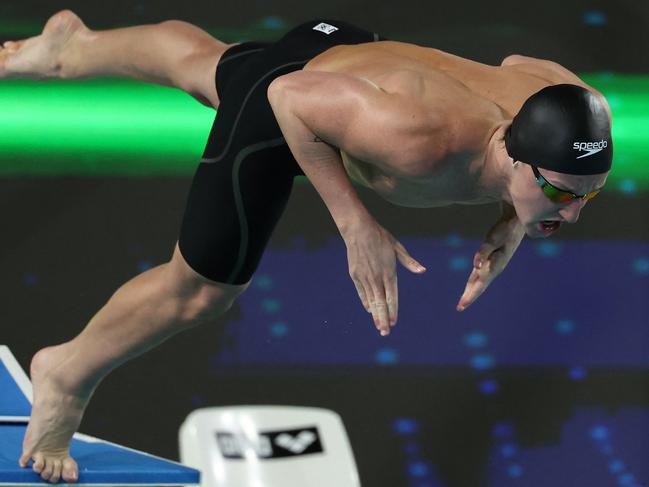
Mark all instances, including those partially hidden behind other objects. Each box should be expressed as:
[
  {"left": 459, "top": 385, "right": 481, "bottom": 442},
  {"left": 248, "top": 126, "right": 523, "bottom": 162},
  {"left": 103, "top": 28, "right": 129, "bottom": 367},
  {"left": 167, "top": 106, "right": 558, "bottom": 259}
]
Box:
[
  {"left": 0, "top": 75, "right": 647, "bottom": 191},
  {"left": 0, "top": 79, "right": 214, "bottom": 176}
]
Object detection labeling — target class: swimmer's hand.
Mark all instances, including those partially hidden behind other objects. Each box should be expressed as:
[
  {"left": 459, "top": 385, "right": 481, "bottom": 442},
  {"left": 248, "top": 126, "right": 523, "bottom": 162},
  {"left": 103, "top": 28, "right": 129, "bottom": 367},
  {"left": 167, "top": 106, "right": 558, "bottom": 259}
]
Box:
[
  {"left": 343, "top": 219, "right": 426, "bottom": 336},
  {"left": 457, "top": 203, "right": 525, "bottom": 311}
]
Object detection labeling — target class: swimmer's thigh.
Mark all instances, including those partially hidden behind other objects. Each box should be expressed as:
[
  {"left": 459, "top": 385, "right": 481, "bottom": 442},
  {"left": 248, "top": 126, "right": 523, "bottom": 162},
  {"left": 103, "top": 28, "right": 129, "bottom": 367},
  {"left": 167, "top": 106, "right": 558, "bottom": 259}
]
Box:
[{"left": 178, "top": 142, "right": 298, "bottom": 286}]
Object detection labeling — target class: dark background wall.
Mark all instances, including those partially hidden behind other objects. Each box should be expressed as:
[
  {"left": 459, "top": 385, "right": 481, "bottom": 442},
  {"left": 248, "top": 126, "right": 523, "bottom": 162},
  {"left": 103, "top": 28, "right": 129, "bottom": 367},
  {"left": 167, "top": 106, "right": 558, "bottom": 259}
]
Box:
[
  {"left": 1, "top": 1, "right": 648, "bottom": 486},
  {"left": 1, "top": 0, "right": 648, "bottom": 71}
]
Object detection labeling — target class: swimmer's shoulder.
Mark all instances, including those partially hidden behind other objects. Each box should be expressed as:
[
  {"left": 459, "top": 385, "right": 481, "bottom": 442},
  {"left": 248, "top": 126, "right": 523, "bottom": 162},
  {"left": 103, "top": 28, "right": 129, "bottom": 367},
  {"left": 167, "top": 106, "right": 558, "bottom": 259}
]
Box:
[
  {"left": 500, "top": 54, "right": 582, "bottom": 82},
  {"left": 500, "top": 54, "right": 612, "bottom": 123},
  {"left": 367, "top": 68, "right": 501, "bottom": 175},
  {"left": 371, "top": 68, "right": 427, "bottom": 97}
]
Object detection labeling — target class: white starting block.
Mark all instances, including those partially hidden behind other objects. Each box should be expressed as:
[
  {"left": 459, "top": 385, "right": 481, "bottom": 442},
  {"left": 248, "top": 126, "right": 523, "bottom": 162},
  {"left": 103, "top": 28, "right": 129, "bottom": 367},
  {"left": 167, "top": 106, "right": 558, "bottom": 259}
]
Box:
[{"left": 179, "top": 405, "right": 361, "bottom": 487}]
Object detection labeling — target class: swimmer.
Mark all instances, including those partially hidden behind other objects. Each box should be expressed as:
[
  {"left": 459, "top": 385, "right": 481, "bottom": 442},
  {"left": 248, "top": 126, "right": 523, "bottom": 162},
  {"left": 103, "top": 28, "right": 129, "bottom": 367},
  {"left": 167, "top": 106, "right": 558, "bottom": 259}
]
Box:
[{"left": 0, "top": 10, "right": 612, "bottom": 484}]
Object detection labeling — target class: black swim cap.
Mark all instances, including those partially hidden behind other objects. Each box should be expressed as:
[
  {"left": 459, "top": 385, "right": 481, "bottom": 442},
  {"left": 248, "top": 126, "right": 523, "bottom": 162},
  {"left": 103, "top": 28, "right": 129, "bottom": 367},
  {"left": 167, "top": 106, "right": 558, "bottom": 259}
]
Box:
[{"left": 505, "top": 84, "right": 613, "bottom": 175}]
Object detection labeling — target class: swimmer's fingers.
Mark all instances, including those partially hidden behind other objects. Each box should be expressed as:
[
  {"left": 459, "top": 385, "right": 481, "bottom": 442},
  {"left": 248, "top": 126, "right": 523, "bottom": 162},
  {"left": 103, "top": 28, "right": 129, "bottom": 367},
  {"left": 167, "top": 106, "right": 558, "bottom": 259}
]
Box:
[
  {"left": 388, "top": 240, "right": 424, "bottom": 329},
  {"left": 457, "top": 267, "right": 484, "bottom": 311},
  {"left": 384, "top": 271, "right": 398, "bottom": 327},
  {"left": 472, "top": 224, "right": 510, "bottom": 271},
  {"left": 350, "top": 269, "right": 390, "bottom": 334},
  {"left": 394, "top": 241, "right": 427, "bottom": 274},
  {"left": 457, "top": 249, "right": 505, "bottom": 311},
  {"left": 352, "top": 278, "right": 371, "bottom": 313},
  {"left": 344, "top": 222, "right": 417, "bottom": 335},
  {"left": 354, "top": 272, "right": 396, "bottom": 333},
  {"left": 472, "top": 242, "right": 497, "bottom": 270},
  {"left": 471, "top": 239, "right": 509, "bottom": 275},
  {"left": 459, "top": 211, "right": 526, "bottom": 311},
  {"left": 368, "top": 280, "right": 390, "bottom": 336}
]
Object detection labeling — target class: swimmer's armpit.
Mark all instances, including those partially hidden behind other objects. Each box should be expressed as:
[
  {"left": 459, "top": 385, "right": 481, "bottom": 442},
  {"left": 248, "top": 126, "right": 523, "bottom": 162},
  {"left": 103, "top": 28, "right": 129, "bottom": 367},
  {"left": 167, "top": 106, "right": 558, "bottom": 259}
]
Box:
[{"left": 312, "top": 135, "right": 337, "bottom": 150}]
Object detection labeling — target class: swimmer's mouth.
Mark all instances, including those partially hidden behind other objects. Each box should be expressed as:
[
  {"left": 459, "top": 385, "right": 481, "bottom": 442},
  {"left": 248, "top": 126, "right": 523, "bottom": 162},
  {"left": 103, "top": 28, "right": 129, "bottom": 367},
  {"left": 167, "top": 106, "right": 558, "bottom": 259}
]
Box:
[{"left": 538, "top": 220, "right": 562, "bottom": 234}]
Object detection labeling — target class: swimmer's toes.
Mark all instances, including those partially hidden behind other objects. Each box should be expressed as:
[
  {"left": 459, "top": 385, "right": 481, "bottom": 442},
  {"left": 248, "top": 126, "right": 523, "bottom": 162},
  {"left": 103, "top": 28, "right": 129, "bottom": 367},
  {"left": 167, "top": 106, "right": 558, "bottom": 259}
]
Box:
[
  {"left": 12, "top": 40, "right": 26, "bottom": 52},
  {"left": 40, "top": 460, "right": 53, "bottom": 481},
  {"left": 0, "top": 11, "right": 86, "bottom": 79},
  {"left": 18, "top": 451, "right": 29, "bottom": 468},
  {"left": 48, "top": 458, "right": 63, "bottom": 483},
  {"left": 0, "top": 50, "right": 8, "bottom": 77},
  {"left": 62, "top": 457, "right": 79, "bottom": 483},
  {"left": 3, "top": 40, "right": 25, "bottom": 51},
  {"left": 32, "top": 452, "right": 45, "bottom": 474}
]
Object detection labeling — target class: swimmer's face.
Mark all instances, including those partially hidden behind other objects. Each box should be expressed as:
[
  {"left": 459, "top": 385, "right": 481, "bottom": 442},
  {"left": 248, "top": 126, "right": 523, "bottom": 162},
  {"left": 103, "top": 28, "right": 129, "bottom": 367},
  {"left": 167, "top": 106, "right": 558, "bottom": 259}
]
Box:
[{"left": 509, "top": 163, "right": 609, "bottom": 238}]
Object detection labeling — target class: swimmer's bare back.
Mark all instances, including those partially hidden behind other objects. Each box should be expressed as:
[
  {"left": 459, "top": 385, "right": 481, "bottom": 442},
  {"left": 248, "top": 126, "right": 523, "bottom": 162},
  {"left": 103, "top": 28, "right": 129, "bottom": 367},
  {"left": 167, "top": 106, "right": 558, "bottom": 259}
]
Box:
[
  {"left": 301, "top": 41, "right": 605, "bottom": 206},
  {"left": 306, "top": 41, "right": 592, "bottom": 122}
]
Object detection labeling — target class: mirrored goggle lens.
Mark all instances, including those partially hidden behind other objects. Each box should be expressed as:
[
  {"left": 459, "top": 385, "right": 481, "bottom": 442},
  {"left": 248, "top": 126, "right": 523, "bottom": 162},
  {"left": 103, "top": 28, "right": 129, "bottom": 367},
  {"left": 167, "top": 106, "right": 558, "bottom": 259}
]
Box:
[
  {"left": 542, "top": 185, "right": 574, "bottom": 203},
  {"left": 543, "top": 186, "right": 601, "bottom": 202},
  {"left": 583, "top": 189, "right": 601, "bottom": 201}
]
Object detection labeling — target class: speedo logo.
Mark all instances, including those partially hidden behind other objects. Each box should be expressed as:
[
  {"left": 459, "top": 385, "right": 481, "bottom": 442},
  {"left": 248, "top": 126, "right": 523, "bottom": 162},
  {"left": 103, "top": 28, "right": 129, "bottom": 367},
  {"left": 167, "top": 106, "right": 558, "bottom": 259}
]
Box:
[{"left": 573, "top": 140, "right": 608, "bottom": 159}]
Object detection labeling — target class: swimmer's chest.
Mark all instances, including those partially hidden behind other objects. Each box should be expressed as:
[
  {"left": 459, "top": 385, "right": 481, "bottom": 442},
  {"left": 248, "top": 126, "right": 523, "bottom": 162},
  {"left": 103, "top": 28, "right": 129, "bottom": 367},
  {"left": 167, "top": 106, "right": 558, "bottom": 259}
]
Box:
[{"left": 340, "top": 151, "right": 490, "bottom": 208}]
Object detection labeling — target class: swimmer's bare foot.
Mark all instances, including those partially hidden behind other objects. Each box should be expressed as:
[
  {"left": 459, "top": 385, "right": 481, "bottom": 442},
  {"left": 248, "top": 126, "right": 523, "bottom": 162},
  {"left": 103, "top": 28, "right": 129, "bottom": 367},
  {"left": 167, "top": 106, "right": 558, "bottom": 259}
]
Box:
[
  {"left": 19, "top": 344, "right": 92, "bottom": 484},
  {"left": 0, "top": 10, "right": 88, "bottom": 79}
]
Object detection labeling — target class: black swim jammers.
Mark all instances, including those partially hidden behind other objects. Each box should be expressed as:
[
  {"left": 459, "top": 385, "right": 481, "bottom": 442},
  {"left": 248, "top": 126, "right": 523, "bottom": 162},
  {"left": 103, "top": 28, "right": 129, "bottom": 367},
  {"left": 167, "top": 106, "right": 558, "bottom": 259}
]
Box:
[{"left": 178, "top": 20, "right": 382, "bottom": 284}]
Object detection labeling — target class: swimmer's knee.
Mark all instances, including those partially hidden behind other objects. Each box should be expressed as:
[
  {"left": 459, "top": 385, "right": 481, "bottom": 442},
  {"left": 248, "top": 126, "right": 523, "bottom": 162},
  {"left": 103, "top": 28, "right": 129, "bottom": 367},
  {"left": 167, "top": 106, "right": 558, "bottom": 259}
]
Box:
[
  {"left": 167, "top": 242, "right": 250, "bottom": 323},
  {"left": 155, "top": 20, "right": 227, "bottom": 108},
  {"left": 186, "top": 281, "right": 247, "bottom": 324}
]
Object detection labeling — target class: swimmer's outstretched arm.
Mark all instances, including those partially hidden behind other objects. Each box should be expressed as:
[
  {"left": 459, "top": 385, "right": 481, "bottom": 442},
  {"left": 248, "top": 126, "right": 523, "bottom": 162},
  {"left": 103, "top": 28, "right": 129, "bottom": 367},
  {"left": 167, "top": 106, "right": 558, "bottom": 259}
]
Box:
[
  {"left": 0, "top": 10, "right": 223, "bottom": 107},
  {"left": 457, "top": 202, "right": 525, "bottom": 311},
  {"left": 268, "top": 70, "right": 429, "bottom": 335}
]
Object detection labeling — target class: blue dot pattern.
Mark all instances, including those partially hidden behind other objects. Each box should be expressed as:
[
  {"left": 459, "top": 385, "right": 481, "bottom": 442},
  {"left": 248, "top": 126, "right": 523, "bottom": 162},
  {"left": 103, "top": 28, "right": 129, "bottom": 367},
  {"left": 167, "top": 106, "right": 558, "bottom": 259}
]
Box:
[
  {"left": 582, "top": 10, "right": 608, "bottom": 26},
  {"left": 211, "top": 238, "right": 649, "bottom": 367}
]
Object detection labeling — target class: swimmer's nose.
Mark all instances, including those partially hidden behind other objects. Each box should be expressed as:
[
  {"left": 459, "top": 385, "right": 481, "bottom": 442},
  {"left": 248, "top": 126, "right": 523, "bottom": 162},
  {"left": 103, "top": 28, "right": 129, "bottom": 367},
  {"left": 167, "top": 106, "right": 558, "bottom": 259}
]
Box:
[{"left": 559, "top": 199, "right": 586, "bottom": 223}]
